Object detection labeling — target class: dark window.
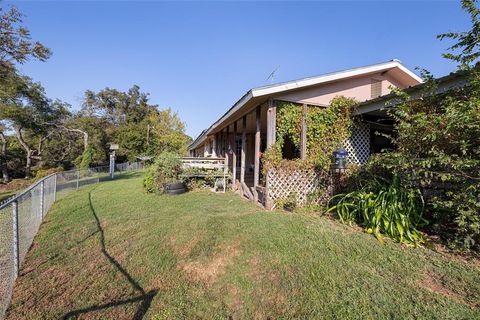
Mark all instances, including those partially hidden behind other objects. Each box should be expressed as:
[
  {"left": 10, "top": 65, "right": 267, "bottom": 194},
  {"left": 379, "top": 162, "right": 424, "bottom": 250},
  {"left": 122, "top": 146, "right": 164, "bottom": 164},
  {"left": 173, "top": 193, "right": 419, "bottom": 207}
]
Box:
[
  {"left": 282, "top": 136, "right": 300, "bottom": 160},
  {"left": 370, "top": 129, "right": 395, "bottom": 153}
]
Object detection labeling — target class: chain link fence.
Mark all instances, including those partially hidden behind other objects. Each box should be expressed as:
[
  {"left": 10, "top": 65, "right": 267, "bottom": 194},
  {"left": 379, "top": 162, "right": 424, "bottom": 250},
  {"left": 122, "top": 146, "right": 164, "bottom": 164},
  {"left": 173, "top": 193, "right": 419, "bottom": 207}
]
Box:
[{"left": 0, "top": 162, "right": 143, "bottom": 319}]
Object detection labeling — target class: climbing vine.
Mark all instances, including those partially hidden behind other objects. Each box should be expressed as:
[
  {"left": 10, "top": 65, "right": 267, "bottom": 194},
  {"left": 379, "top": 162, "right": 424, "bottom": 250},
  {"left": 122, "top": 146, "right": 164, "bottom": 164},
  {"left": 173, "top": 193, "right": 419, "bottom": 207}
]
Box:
[{"left": 262, "top": 96, "right": 356, "bottom": 174}]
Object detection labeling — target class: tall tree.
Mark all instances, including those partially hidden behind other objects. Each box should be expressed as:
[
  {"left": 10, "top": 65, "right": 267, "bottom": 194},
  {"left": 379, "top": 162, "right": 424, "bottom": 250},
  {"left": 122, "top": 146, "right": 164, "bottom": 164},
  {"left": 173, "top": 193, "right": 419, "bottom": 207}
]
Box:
[
  {"left": 438, "top": 0, "right": 480, "bottom": 68},
  {"left": 81, "top": 86, "right": 191, "bottom": 161},
  {"left": 0, "top": 3, "right": 52, "bottom": 179},
  {"left": 0, "top": 124, "right": 9, "bottom": 181},
  {"left": 0, "top": 5, "right": 51, "bottom": 69},
  {"left": 0, "top": 70, "right": 67, "bottom": 176}
]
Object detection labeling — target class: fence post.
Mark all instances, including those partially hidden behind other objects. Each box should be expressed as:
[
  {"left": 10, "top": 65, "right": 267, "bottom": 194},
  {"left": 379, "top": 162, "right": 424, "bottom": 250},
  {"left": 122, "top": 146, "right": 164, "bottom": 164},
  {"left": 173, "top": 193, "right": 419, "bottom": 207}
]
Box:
[
  {"left": 12, "top": 200, "right": 19, "bottom": 277},
  {"left": 53, "top": 173, "right": 57, "bottom": 203},
  {"left": 76, "top": 170, "right": 80, "bottom": 190},
  {"left": 40, "top": 180, "right": 45, "bottom": 219}
]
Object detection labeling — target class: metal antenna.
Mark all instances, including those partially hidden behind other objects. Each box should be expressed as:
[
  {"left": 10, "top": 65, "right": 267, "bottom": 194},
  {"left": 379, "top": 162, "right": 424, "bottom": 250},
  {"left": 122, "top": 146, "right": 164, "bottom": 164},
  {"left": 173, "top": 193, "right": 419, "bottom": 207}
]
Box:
[{"left": 266, "top": 65, "right": 280, "bottom": 83}]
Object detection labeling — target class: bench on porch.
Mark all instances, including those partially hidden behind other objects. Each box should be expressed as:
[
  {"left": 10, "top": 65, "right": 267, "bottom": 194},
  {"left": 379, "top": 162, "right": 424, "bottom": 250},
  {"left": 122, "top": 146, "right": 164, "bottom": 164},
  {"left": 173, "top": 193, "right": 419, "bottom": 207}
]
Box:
[{"left": 179, "top": 157, "right": 229, "bottom": 193}]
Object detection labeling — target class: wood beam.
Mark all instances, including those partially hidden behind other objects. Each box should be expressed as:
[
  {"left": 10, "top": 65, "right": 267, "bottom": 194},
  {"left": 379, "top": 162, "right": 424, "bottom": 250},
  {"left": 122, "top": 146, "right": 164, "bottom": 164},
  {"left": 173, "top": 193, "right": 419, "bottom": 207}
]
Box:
[
  {"left": 254, "top": 106, "right": 261, "bottom": 202},
  {"left": 265, "top": 99, "right": 277, "bottom": 209},
  {"left": 212, "top": 135, "right": 217, "bottom": 157},
  {"left": 267, "top": 98, "right": 276, "bottom": 147},
  {"left": 240, "top": 115, "right": 246, "bottom": 184},
  {"left": 225, "top": 125, "right": 229, "bottom": 176},
  {"left": 220, "top": 130, "right": 224, "bottom": 157},
  {"left": 300, "top": 103, "right": 307, "bottom": 160},
  {"left": 232, "top": 121, "right": 237, "bottom": 188},
  {"left": 241, "top": 182, "right": 254, "bottom": 200}
]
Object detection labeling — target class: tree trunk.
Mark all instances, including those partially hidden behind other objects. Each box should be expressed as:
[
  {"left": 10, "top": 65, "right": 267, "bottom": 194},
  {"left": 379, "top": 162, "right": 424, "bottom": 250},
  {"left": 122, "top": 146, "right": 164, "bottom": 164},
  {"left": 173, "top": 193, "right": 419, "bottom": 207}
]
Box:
[
  {"left": 15, "top": 126, "right": 34, "bottom": 178},
  {"left": 0, "top": 132, "right": 10, "bottom": 182},
  {"left": 65, "top": 127, "right": 89, "bottom": 151}
]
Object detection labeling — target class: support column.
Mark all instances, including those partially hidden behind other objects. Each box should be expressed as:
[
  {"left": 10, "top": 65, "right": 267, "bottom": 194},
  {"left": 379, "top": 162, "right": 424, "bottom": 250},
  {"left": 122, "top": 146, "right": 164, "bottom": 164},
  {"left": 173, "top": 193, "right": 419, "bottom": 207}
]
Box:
[
  {"left": 232, "top": 121, "right": 237, "bottom": 189},
  {"left": 254, "top": 106, "right": 261, "bottom": 202},
  {"left": 240, "top": 115, "right": 246, "bottom": 184},
  {"left": 267, "top": 98, "right": 277, "bottom": 147},
  {"left": 219, "top": 131, "right": 223, "bottom": 157},
  {"left": 225, "top": 126, "right": 229, "bottom": 175},
  {"left": 265, "top": 99, "right": 277, "bottom": 209},
  {"left": 212, "top": 136, "right": 217, "bottom": 157},
  {"left": 300, "top": 103, "right": 307, "bottom": 160}
]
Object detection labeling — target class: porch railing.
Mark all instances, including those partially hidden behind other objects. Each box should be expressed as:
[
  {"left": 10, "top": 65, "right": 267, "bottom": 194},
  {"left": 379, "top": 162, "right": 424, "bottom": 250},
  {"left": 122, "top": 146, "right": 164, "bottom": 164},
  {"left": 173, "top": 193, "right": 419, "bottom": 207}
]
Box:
[{"left": 179, "top": 157, "right": 228, "bottom": 192}]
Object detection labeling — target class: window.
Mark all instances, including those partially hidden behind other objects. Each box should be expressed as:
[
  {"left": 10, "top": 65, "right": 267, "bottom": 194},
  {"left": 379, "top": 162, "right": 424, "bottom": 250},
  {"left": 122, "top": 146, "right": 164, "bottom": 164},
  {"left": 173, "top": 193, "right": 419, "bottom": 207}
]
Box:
[
  {"left": 281, "top": 135, "right": 300, "bottom": 160},
  {"left": 371, "top": 79, "right": 382, "bottom": 98}
]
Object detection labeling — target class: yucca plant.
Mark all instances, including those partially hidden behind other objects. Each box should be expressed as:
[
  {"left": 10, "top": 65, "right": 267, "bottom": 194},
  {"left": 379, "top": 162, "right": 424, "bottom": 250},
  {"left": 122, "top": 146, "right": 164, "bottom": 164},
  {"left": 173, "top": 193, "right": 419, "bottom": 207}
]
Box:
[{"left": 328, "top": 175, "right": 427, "bottom": 245}]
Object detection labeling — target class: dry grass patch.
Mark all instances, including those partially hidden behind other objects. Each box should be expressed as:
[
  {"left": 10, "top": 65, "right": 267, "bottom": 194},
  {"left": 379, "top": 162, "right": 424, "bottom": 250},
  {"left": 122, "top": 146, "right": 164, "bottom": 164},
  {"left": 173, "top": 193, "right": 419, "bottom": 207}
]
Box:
[
  {"left": 418, "top": 271, "right": 476, "bottom": 308},
  {"left": 180, "top": 241, "right": 242, "bottom": 285}
]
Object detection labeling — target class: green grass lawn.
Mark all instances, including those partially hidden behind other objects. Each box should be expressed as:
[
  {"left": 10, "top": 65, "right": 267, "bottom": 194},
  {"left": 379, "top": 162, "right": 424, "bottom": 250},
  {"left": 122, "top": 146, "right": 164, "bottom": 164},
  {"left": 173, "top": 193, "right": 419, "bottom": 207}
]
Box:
[{"left": 5, "top": 172, "right": 480, "bottom": 319}]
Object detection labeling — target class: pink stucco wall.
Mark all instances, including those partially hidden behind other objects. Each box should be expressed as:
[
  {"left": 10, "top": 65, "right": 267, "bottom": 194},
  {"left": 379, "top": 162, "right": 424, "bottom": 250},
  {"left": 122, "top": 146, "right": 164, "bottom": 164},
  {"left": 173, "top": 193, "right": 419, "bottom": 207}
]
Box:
[{"left": 275, "top": 72, "right": 406, "bottom": 105}]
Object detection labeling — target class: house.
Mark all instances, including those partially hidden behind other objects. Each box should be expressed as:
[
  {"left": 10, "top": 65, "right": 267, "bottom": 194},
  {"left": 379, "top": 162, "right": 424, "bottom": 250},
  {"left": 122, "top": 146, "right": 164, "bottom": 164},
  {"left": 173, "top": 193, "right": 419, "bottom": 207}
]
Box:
[{"left": 188, "top": 60, "right": 423, "bottom": 208}]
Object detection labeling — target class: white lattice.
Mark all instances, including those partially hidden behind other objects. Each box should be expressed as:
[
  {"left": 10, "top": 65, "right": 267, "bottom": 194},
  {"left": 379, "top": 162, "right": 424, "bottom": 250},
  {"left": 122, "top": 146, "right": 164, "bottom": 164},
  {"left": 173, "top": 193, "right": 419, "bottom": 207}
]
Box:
[
  {"left": 344, "top": 122, "right": 370, "bottom": 164},
  {"left": 267, "top": 169, "right": 331, "bottom": 206}
]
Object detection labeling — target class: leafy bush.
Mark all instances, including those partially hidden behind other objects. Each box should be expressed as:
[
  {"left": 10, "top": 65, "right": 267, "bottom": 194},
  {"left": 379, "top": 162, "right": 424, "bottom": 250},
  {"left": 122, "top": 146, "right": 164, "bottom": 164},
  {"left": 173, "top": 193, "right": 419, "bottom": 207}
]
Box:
[
  {"left": 262, "top": 97, "right": 356, "bottom": 174},
  {"left": 142, "top": 169, "right": 156, "bottom": 193},
  {"left": 328, "top": 175, "right": 427, "bottom": 245},
  {"left": 143, "top": 152, "right": 182, "bottom": 193},
  {"left": 34, "top": 166, "right": 64, "bottom": 179},
  {"left": 276, "top": 192, "right": 298, "bottom": 212},
  {"left": 79, "top": 144, "right": 95, "bottom": 169},
  {"left": 374, "top": 70, "right": 480, "bottom": 250}
]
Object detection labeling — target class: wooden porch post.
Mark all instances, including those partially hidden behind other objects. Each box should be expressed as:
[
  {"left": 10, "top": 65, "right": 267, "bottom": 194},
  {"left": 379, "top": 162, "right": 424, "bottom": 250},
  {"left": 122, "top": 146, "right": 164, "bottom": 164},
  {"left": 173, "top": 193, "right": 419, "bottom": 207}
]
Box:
[
  {"left": 267, "top": 98, "right": 276, "bottom": 147},
  {"left": 220, "top": 130, "right": 224, "bottom": 157},
  {"left": 265, "top": 99, "right": 276, "bottom": 209},
  {"left": 232, "top": 121, "right": 237, "bottom": 189},
  {"left": 225, "top": 125, "right": 230, "bottom": 176},
  {"left": 212, "top": 136, "right": 217, "bottom": 157},
  {"left": 254, "top": 106, "right": 261, "bottom": 202},
  {"left": 240, "top": 115, "right": 246, "bottom": 185},
  {"left": 300, "top": 103, "right": 307, "bottom": 160}
]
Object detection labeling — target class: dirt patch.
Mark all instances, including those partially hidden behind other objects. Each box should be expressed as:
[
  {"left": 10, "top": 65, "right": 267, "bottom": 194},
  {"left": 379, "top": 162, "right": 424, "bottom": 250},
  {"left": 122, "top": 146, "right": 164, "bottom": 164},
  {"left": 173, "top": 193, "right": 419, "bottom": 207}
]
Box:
[
  {"left": 247, "top": 256, "right": 288, "bottom": 316},
  {"left": 225, "top": 285, "right": 243, "bottom": 313},
  {"left": 418, "top": 271, "right": 475, "bottom": 307},
  {"left": 170, "top": 237, "right": 199, "bottom": 259},
  {"left": 424, "top": 236, "right": 480, "bottom": 268},
  {"left": 180, "top": 242, "right": 242, "bottom": 285}
]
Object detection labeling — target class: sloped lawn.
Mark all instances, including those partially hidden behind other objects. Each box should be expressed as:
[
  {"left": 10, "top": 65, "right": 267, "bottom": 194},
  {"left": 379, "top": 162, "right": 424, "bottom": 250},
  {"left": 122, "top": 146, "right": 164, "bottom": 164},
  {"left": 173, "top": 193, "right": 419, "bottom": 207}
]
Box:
[{"left": 5, "top": 172, "right": 480, "bottom": 319}]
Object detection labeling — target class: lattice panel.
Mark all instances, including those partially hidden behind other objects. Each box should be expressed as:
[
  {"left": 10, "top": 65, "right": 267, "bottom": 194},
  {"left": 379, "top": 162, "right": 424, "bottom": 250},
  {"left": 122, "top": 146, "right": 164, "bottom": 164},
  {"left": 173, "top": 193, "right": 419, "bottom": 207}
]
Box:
[
  {"left": 344, "top": 122, "right": 370, "bottom": 165},
  {"left": 267, "top": 169, "right": 331, "bottom": 206}
]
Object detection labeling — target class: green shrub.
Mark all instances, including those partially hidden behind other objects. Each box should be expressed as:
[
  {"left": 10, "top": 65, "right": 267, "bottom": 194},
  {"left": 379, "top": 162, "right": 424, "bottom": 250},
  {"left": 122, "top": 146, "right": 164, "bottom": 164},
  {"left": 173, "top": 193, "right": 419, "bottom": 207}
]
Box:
[
  {"left": 328, "top": 175, "right": 427, "bottom": 245},
  {"left": 364, "top": 70, "right": 480, "bottom": 250},
  {"left": 143, "top": 152, "right": 182, "bottom": 193},
  {"left": 34, "top": 169, "right": 49, "bottom": 179},
  {"left": 79, "top": 144, "right": 95, "bottom": 169},
  {"left": 276, "top": 192, "right": 298, "bottom": 212},
  {"left": 142, "top": 168, "right": 156, "bottom": 193}
]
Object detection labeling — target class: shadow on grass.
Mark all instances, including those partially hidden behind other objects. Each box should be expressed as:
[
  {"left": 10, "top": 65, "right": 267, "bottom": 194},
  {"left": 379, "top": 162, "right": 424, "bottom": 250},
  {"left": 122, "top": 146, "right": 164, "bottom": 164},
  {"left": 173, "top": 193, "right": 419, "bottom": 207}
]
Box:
[
  {"left": 110, "top": 170, "right": 145, "bottom": 181},
  {"left": 62, "top": 189, "right": 158, "bottom": 320}
]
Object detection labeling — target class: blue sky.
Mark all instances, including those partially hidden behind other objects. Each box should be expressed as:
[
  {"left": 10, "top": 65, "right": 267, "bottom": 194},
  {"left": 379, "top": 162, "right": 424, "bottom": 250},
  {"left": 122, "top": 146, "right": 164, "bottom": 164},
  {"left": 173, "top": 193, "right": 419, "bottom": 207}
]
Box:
[{"left": 7, "top": 0, "right": 469, "bottom": 138}]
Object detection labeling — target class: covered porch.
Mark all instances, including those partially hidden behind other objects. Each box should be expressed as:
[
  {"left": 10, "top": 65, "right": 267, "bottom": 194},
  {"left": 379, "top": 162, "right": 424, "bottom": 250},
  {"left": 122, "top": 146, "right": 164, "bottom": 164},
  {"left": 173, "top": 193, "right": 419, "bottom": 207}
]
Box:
[
  {"left": 203, "top": 99, "right": 275, "bottom": 205},
  {"left": 200, "top": 98, "right": 396, "bottom": 208}
]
